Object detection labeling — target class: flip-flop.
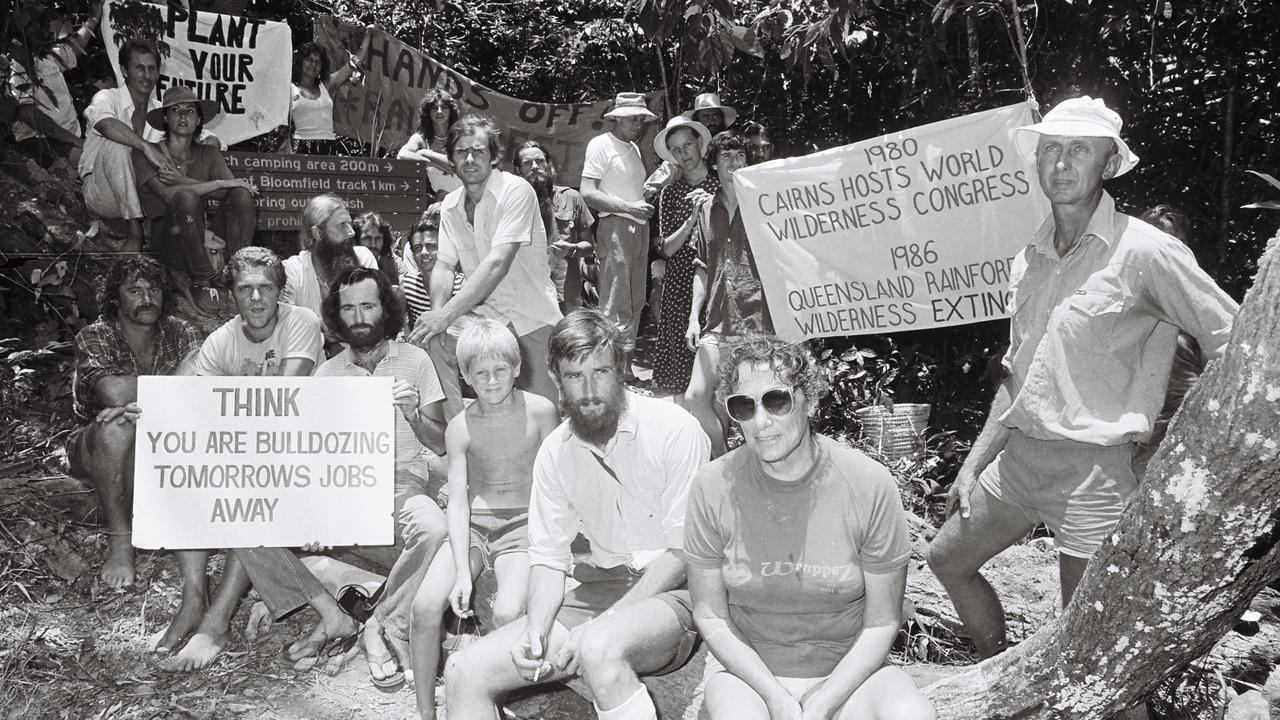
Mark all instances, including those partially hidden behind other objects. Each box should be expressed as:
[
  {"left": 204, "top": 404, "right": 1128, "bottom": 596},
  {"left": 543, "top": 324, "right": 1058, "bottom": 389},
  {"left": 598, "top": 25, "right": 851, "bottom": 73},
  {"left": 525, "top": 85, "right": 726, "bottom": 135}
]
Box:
[
  {"left": 322, "top": 632, "right": 359, "bottom": 659},
  {"left": 366, "top": 650, "right": 405, "bottom": 692}
]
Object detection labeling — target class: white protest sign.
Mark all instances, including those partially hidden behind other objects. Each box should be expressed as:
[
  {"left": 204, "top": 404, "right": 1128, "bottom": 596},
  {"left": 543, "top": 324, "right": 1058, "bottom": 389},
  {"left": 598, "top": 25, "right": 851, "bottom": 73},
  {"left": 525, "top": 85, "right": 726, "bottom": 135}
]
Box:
[
  {"left": 101, "top": 2, "right": 292, "bottom": 145},
  {"left": 133, "top": 376, "right": 395, "bottom": 549},
  {"left": 733, "top": 102, "right": 1051, "bottom": 341}
]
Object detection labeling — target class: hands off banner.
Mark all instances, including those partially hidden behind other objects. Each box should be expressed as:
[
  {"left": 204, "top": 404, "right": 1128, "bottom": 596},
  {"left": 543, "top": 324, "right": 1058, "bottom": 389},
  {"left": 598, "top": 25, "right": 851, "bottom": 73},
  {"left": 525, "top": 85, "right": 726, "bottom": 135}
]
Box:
[
  {"left": 313, "top": 18, "right": 662, "bottom": 185},
  {"left": 733, "top": 102, "right": 1051, "bottom": 341},
  {"left": 133, "top": 376, "right": 395, "bottom": 550},
  {"left": 101, "top": 2, "right": 292, "bottom": 145}
]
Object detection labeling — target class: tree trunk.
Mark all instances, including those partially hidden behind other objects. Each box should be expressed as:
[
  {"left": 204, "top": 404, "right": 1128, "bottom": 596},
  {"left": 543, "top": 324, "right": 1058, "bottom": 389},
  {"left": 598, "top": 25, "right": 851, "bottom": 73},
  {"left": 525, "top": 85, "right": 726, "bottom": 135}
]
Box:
[{"left": 924, "top": 229, "right": 1280, "bottom": 718}]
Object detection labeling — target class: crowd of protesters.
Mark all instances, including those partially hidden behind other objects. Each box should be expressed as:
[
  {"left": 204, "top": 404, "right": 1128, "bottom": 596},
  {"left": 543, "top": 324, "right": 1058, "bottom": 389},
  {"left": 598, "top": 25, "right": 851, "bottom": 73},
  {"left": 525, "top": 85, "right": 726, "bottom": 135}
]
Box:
[{"left": 10, "top": 10, "right": 1241, "bottom": 720}]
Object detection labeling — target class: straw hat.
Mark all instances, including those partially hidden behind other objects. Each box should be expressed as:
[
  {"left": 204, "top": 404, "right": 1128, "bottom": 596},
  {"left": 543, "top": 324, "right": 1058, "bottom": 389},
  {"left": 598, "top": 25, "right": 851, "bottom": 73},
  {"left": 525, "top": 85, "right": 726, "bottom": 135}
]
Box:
[
  {"left": 681, "top": 92, "right": 737, "bottom": 128},
  {"left": 654, "top": 116, "right": 712, "bottom": 165},
  {"left": 146, "top": 86, "right": 220, "bottom": 132},
  {"left": 1014, "top": 96, "right": 1139, "bottom": 176}
]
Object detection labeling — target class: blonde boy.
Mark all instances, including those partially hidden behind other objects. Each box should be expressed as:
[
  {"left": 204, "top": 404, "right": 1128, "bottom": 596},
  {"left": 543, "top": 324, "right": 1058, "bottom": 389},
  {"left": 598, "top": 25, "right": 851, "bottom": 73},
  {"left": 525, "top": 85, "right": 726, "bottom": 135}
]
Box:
[{"left": 409, "top": 319, "right": 559, "bottom": 719}]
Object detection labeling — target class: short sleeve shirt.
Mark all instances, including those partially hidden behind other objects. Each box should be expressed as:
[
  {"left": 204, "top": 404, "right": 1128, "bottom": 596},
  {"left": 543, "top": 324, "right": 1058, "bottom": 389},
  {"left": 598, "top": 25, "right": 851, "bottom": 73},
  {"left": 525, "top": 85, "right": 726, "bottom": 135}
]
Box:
[
  {"left": 71, "top": 316, "right": 201, "bottom": 422},
  {"left": 316, "top": 341, "right": 444, "bottom": 478},
  {"left": 693, "top": 197, "right": 773, "bottom": 336},
  {"left": 438, "top": 170, "right": 561, "bottom": 335},
  {"left": 685, "top": 435, "right": 910, "bottom": 678},
  {"left": 132, "top": 143, "right": 234, "bottom": 218},
  {"left": 581, "top": 131, "right": 648, "bottom": 224},
  {"left": 191, "top": 303, "right": 323, "bottom": 376}
]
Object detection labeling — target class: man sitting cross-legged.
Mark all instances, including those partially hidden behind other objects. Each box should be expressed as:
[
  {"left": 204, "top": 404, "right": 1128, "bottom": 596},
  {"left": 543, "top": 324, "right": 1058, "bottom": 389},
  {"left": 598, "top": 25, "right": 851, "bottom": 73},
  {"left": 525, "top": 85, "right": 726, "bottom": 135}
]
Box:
[
  {"left": 408, "top": 318, "right": 558, "bottom": 718},
  {"left": 154, "top": 246, "right": 350, "bottom": 672},
  {"left": 444, "top": 308, "right": 711, "bottom": 720},
  {"left": 132, "top": 86, "right": 258, "bottom": 315},
  {"left": 68, "top": 256, "right": 201, "bottom": 588},
  {"left": 311, "top": 266, "right": 450, "bottom": 691}
]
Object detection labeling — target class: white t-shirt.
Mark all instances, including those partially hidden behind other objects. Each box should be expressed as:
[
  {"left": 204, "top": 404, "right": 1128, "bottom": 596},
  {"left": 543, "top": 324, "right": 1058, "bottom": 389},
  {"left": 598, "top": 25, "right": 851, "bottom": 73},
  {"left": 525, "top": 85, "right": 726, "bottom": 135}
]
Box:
[
  {"left": 192, "top": 303, "right": 324, "bottom": 377},
  {"left": 581, "top": 131, "right": 648, "bottom": 225},
  {"left": 438, "top": 170, "right": 561, "bottom": 335},
  {"left": 281, "top": 246, "right": 379, "bottom": 319}
]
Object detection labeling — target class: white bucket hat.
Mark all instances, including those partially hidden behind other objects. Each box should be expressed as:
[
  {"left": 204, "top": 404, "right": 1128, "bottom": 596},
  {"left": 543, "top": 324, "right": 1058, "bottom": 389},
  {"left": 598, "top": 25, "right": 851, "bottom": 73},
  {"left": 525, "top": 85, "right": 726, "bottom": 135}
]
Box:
[
  {"left": 604, "top": 92, "right": 657, "bottom": 121},
  {"left": 654, "top": 116, "right": 712, "bottom": 165},
  {"left": 1014, "top": 96, "right": 1139, "bottom": 176},
  {"left": 682, "top": 92, "right": 737, "bottom": 128}
]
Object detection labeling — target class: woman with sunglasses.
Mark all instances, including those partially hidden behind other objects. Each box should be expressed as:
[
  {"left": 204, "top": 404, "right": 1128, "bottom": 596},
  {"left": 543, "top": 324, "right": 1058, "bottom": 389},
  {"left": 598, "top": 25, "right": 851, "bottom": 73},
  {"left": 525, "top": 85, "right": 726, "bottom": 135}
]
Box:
[
  {"left": 397, "top": 89, "right": 463, "bottom": 201},
  {"left": 685, "top": 334, "right": 935, "bottom": 720},
  {"left": 682, "top": 130, "right": 774, "bottom": 456}
]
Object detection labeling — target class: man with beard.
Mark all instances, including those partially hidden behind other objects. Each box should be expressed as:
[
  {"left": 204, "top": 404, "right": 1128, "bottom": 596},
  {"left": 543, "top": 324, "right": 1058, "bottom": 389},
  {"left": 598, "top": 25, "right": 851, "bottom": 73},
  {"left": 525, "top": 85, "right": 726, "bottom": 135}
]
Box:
[
  {"left": 315, "top": 267, "right": 450, "bottom": 690},
  {"left": 283, "top": 194, "right": 379, "bottom": 334},
  {"left": 407, "top": 115, "right": 562, "bottom": 419},
  {"left": 516, "top": 140, "right": 595, "bottom": 312},
  {"left": 580, "top": 93, "right": 657, "bottom": 378},
  {"left": 444, "top": 308, "right": 711, "bottom": 720},
  {"left": 68, "top": 256, "right": 201, "bottom": 588}
]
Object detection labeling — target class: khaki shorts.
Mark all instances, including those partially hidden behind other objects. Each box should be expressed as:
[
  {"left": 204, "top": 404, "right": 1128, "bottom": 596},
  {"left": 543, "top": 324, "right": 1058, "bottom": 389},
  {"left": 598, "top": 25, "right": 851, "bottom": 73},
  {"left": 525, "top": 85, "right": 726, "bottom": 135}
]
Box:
[
  {"left": 65, "top": 423, "right": 95, "bottom": 479},
  {"left": 978, "top": 429, "right": 1137, "bottom": 558},
  {"left": 467, "top": 508, "right": 529, "bottom": 569},
  {"left": 557, "top": 563, "right": 697, "bottom": 676}
]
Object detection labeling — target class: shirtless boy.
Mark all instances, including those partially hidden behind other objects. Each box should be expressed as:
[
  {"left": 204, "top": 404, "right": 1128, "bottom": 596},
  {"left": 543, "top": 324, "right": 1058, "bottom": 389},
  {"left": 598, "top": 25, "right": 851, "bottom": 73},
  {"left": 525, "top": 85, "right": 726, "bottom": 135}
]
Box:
[{"left": 408, "top": 319, "right": 559, "bottom": 719}]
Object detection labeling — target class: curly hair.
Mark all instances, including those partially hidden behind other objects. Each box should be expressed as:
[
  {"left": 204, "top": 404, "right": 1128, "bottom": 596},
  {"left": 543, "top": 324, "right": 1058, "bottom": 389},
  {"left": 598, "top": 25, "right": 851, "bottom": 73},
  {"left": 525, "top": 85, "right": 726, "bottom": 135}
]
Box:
[
  {"left": 714, "top": 333, "right": 829, "bottom": 408},
  {"left": 445, "top": 114, "right": 501, "bottom": 163},
  {"left": 221, "top": 246, "right": 285, "bottom": 291},
  {"left": 97, "top": 255, "right": 171, "bottom": 320},
  {"left": 706, "top": 130, "right": 746, "bottom": 168},
  {"left": 407, "top": 204, "right": 442, "bottom": 237},
  {"left": 415, "top": 89, "right": 462, "bottom": 143},
  {"left": 354, "top": 211, "right": 395, "bottom": 257},
  {"left": 292, "top": 42, "right": 330, "bottom": 86},
  {"left": 321, "top": 267, "right": 405, "bottom": 341},
  {"left": 548, "top": 308, "right": 630, "bottom": 376}
]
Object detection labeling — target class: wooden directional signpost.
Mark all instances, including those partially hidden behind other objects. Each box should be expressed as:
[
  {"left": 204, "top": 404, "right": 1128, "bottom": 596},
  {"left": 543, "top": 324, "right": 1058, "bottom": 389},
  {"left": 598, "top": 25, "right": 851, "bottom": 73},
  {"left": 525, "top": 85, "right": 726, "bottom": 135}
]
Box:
[{"left": 221, "top": 152, "right": 429, "bottom": 233}]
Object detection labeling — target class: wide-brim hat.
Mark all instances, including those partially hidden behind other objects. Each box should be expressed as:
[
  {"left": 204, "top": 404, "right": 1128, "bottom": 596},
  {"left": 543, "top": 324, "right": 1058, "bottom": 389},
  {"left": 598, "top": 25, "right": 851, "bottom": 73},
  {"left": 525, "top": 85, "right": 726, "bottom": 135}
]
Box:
[
  {"left": 604, "top": 92, "right": 657, "bottom": 120},
  {"left": 1014, "top": 96, "right": 1139, "bottom": 176},
  {"left": 682, "top": 92, "right": 737, "bottom": 128},
  {"left": 146, "top": 86, "right": 220, "bottom": 132},
  {"left": 654, "top": 116, "right": 712, "bottom": 165}
]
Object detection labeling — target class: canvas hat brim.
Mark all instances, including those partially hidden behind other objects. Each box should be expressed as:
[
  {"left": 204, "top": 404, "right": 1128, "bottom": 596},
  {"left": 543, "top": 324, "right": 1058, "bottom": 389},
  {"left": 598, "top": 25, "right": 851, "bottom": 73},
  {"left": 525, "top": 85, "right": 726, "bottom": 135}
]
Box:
[
  {"left": 1014, "top": 120, "right": 1139, "bottom": 176},
  {"left": 655, "top": 119, "right": 712, "bottom": 165},
  {"left": 605, "top": 106, "right": 657, "bottom": 120},
  {"left": 146, "top": 96, "right": 221, "bottom": 132}
]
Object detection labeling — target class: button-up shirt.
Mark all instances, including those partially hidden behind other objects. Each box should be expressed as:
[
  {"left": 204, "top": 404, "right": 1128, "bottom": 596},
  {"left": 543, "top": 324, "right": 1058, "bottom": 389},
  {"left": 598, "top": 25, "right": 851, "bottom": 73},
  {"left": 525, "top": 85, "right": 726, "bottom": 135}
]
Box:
[
  {"left": 439, "top": 170, "right": 561, "bottom": 335},
  {"left": 528, "top": 391, "right": 710, "bottom": 573},
  {"left": 1000, "top": 192, "right": 1237, "bottom": 445},
  {"left": 72, "top": 316, "right": 201, "bottom": 422},
  {"left": 79, "top": 85, "right": 162, "bottom": 178}
]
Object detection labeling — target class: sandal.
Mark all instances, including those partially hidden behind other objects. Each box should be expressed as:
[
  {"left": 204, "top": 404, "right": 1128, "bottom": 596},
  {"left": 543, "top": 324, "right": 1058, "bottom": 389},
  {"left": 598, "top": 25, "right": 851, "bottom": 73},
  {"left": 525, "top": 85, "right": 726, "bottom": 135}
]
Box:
[
  {"left": 365, "top": 648, "right": 405, "bottom": 691},
  {"left": 284, "top": 626, "right": 358, "bottom": 663},
  {"left": 190, "top": 282, "right": 226, "bottom": 316}
]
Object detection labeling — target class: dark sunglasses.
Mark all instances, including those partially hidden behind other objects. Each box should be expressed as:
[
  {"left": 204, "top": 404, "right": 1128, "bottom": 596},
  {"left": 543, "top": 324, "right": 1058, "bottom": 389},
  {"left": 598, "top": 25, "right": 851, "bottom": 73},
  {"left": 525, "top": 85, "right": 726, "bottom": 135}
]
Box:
[{"left": 725, "top": 387, "right": 796, "bottom": 423}]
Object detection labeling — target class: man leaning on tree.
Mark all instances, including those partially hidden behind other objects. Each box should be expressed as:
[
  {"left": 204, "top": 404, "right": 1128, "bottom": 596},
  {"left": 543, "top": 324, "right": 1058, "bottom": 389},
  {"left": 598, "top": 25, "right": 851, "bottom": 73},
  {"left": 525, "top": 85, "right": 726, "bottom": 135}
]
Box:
[{"left": 925, "top": 97, "right": 1239, "bottom": 666}]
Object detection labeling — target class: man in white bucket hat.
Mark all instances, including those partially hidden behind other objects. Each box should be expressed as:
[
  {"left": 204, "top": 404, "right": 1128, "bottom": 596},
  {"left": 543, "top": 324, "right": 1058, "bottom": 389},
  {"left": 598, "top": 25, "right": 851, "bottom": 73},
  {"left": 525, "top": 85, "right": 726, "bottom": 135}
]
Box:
[
  {"left": 926, "top": 96, "right": 1238, "bottom": 662},
  {"left": 581, "top": 92, "right": 659, "bottom": 377}
]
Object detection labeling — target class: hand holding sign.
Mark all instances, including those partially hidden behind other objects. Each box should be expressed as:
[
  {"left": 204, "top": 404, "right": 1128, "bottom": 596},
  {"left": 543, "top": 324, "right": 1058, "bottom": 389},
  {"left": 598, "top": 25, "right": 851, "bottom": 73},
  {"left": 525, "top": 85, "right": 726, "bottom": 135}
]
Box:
[{"left": 391, "top": 380, "right": 419, "bottom": 421}]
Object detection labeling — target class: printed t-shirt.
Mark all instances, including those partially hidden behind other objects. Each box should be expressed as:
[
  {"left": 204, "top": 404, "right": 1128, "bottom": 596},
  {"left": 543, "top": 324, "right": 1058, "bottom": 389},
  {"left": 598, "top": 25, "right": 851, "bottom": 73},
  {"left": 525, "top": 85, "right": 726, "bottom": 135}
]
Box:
[
  {"left": 316, "top": 341, "right": 444, "bottom": 479},
  {"left": 684, "top": 434, "right": 910, "bottom": 678},
  {"left": 191, "top": 303, "right": 323, "bottom": 376},
  {"left": 581, "top": 131, "right": 647, "bottom": 224},
  {"left": 438, "top": 170, "right": 561, "bottom": 335},
  {"left": 132, "top": 143, "right": 233, "bottom": 218}
]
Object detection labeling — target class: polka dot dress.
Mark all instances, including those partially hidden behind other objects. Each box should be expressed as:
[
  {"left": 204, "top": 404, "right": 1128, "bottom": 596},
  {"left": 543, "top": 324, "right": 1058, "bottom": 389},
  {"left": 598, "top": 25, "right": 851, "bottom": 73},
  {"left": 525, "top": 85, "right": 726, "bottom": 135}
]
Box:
[{"left": 653, "top": 174, "right": 720, "bottom": 393}]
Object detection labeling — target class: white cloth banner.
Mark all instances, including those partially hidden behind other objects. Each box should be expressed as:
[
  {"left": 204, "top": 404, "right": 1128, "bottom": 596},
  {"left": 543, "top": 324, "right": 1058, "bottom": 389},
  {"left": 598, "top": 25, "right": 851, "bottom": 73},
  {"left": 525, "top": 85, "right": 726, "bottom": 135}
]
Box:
[
  {"left": 133, "top": 376, "right": 395, "bottom": 549},
  {"left": 734, "top": 102, "right": 1051, "bottom": 341},
  {"left": 101, "top": 2, "right": 291, "bottom": 145}
]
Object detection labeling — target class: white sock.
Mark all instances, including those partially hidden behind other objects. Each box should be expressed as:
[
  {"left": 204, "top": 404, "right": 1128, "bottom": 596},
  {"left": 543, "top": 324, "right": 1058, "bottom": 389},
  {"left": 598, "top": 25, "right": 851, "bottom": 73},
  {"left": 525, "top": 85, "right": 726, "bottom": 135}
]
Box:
[{"left": 595, "top": 684, "right": 657, "bottom": 720}]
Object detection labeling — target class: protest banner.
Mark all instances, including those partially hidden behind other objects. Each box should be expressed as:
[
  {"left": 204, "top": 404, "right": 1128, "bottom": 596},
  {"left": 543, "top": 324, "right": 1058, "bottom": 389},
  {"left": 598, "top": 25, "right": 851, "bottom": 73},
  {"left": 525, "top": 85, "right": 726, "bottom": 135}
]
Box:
[
  {"left": 101, "top": 1, "right": 291, "bottom": 145},
  {"left": 132, "top": 376, "right": 395, "bottom": 549},
  {"left": 312, "top": 18, "right": 663, "bottom": 185},
  {"left": 733, "top": 102, "right": 1052, "bottom": 342},
  {"left": 219, "top": 152, "right": 428, "bottom": 231}
]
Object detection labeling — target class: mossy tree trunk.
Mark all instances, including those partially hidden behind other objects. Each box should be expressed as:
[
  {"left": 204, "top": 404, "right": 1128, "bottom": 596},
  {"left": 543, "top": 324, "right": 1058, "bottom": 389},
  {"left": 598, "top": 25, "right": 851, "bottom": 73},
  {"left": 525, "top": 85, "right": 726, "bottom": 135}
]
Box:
[{"left": 924, "top": 230, "right": 1280, "bottom": 718}]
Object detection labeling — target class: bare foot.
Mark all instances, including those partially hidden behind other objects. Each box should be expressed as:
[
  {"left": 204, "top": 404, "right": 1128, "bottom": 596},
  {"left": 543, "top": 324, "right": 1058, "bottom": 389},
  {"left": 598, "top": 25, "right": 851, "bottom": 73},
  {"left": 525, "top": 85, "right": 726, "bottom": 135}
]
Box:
[
  {"left": 286, "top": 613, "right": 358, "bottom": 662},
  {"left": 361, "top": 617, "right": 401, "bottom": 684},
  {"left": 385, "top": 632, "right": 413, "bottom": 682},
  {"left": 161, "top": 630, "right": 226, "bottom": 672},
  {"left": 152, "top": 597, "right": 206, "bottom": 655},
  {"left": 100, "top": 537, "right": 135, "bottom": 589},
  {"left": 244, "top": 601, "right": 273, "bottom": 641}
]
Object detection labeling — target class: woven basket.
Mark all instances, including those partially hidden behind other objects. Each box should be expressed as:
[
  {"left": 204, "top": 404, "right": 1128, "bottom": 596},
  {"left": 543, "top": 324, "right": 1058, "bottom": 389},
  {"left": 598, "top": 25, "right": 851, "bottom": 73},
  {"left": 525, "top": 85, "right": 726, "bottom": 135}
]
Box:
[{"left": 855, "top": 403, "right": 931, "bottom": 461}]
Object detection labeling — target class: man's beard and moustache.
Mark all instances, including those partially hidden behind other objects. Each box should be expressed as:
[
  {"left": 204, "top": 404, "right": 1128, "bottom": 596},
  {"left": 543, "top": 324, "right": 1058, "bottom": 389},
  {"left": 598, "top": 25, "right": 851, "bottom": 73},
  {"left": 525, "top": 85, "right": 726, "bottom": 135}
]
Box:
[
  {"left": 313, "top": 232, "right": 360, "bottom": 279},
  {"left": 563, "top": 379, "right": 627, "bottom": 447},
  {"left": 340, "top": 314, "right": 385, "bottom": 351},
  {"left": 524, "top": 166, "right": 555, "bottom": 219}
]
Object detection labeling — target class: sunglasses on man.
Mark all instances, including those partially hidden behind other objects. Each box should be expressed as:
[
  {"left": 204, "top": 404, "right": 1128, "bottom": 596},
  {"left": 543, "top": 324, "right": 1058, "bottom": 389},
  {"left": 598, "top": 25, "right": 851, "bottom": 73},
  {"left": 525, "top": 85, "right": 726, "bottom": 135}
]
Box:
[{"left": 724, "top": 387, "right": 797, "bottom": 423}]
